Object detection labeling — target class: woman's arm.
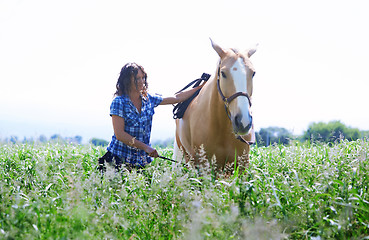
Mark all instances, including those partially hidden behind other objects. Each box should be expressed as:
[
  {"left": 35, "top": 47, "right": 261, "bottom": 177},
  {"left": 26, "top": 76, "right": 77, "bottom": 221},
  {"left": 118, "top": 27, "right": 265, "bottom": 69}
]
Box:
[
  {"left": 111, "top": 115, "right": 159, "bottom": 158},
  {"left": 160, "top": 84, "right": 204, "bottom": 105}
]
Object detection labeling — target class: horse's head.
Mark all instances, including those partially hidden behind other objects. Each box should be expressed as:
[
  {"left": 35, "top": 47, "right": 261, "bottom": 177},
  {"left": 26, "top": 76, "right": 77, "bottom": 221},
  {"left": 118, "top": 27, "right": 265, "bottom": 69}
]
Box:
[{"left": 211, "top": 40, "right": 257, "bottom": 135}]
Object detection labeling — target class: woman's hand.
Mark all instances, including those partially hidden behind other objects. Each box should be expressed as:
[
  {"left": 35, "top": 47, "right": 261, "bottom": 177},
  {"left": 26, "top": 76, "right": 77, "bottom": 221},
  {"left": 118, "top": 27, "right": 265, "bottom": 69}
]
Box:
[
  {"left": 145, "top": 146, "right": 159, "bottom": 158},
  {"left": 112, "top": 116, "right": 159, "bottom": 158}
]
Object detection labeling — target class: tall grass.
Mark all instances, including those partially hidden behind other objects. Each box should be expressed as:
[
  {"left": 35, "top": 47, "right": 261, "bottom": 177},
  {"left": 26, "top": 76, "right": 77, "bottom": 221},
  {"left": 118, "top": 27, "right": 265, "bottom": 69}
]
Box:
[{"left": 0, "top": 140, "right": 368, "bottom": 239}]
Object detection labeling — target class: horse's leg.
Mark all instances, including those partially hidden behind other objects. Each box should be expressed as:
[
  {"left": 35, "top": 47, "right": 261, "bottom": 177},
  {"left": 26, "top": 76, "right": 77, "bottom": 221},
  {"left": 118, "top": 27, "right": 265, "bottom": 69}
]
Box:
[
  {"left": 173, "top": 119, "right": 188, "bottom": 164},
  {"left": 173, "top": 137, "right": 185, "bottom": 163}
]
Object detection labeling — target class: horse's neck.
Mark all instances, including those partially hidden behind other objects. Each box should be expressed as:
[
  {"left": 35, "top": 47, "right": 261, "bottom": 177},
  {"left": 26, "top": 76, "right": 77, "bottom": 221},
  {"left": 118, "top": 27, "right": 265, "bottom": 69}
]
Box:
[{"left": 199, "top": 76, "right": 230, "bottom": 125}]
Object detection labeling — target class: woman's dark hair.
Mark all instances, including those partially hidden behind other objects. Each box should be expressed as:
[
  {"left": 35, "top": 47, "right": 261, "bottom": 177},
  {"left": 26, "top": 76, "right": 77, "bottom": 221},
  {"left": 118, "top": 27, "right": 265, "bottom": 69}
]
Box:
[{"left": 115, "top": 62, "right": 148, "bottom": 97}]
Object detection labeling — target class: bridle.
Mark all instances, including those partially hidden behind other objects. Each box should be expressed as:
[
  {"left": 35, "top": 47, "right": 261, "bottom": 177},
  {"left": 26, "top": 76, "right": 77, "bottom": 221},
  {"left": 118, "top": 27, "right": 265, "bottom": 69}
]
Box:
[
  {"left": 216, "top": 64, "right": 252, "bottom": 119},
  {"left": 216, "top": 63, "right": 255, "bottom": 145}
]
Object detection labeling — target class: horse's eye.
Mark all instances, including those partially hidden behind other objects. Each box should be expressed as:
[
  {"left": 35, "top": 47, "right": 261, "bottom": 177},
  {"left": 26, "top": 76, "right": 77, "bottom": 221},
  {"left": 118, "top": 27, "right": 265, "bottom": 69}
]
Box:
[
  {"left": 221, "top": 71, "right": 227, "bottom": 78},
  {"left": 252, "top": 72, "right": 256, "bottom": 78}
]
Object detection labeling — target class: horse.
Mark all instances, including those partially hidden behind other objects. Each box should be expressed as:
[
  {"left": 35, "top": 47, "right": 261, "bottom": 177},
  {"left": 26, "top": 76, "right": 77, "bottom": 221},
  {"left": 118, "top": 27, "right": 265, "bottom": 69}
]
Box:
[{"left": 174, "top": 40, "right": 257, "bottom": 173}]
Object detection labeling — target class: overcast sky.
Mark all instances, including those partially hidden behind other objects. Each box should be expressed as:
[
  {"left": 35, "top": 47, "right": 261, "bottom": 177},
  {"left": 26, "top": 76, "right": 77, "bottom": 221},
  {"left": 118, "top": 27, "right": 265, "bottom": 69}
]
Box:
[{"left": 1, "top": 0, "right": 368, "bottom": 143}]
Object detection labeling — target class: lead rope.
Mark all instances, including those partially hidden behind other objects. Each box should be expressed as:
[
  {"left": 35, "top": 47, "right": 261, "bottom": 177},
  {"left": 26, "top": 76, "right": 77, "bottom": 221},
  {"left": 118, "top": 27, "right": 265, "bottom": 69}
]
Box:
[{"left": 158, "top": 155, "right": 186, "bottom": 166}]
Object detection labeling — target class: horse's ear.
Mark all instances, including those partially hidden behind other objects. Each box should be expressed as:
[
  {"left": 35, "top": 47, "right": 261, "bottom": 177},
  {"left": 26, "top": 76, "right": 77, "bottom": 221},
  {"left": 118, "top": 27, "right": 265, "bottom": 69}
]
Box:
[
  {"left": 210, "top": 38, "right": 226, "bottom": 59},
  {"left": 247, "top": 44, "right": 258, "bottom": 58}
]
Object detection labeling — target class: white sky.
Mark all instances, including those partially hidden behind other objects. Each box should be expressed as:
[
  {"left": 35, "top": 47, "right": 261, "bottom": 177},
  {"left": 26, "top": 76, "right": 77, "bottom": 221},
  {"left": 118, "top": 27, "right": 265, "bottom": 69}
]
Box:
[{"left": 1, "top": 0, "right": 368, "bottom": 143}]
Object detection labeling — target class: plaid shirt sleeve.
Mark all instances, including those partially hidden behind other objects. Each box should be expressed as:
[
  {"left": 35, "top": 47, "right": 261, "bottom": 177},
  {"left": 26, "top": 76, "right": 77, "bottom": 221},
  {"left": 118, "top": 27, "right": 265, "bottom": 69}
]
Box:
[
  {"left": 110, "top": 96, "right": 125, "bottom": 118},
  {"left": 148, "top": 93, "right": 163, "bottom": 108}
]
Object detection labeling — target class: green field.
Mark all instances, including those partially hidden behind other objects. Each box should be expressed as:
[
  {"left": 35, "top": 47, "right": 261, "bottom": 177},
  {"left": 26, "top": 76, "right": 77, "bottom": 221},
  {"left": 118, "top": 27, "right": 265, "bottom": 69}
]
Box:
[{"left": 1, "top": 140, "right": 368, "bottom": 239}]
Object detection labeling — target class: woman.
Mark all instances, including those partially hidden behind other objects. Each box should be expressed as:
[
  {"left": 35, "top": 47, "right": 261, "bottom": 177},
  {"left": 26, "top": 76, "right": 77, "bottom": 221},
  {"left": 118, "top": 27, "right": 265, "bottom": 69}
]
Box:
[{"left": 98, "top": 62, "right": 203, "bottom": 171}]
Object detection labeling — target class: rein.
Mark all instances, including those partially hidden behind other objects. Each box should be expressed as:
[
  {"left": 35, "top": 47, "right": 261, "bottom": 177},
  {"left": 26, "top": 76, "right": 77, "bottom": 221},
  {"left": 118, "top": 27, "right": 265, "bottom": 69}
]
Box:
[
  {"left": 173, "top": 73, "right": 210, "bottom": 119},
  {"left": 216, "top": 64, "right": 255, "bottom": 145},
  {"left": 158, "top": 155, "right": 186, "bottom": 166}
]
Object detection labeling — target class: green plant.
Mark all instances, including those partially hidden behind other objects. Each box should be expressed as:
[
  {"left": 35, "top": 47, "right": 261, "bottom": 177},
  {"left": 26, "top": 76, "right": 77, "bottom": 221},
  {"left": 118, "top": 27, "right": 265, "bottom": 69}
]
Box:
[
  {"left": 0, "top": 140, "right": 368, "bottom": 239},
  {"left": 303, "top": 120, "right": 361, "bottom": 143}
]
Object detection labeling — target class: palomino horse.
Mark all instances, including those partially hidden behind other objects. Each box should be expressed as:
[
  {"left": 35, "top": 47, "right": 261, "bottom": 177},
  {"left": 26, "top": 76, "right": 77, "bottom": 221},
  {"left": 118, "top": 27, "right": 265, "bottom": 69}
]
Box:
[{"left": 174, "top": 40, "right": 257, "bottom": 172}]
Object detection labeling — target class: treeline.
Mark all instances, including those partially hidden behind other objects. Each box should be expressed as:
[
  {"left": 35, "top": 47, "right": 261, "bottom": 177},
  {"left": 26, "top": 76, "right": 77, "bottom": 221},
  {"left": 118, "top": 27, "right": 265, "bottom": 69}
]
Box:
[
  {"left": 1, "top": 134, "right": 83, "bottom": 145},
  {"left": 256, "top": 120, "right": 369, "bottom": 146},
  {"left": 2, "top": 120, "right": 368, "bottom": 147},
  {"left": 0, "top": 134, "right": 112, "bottom": 147}
]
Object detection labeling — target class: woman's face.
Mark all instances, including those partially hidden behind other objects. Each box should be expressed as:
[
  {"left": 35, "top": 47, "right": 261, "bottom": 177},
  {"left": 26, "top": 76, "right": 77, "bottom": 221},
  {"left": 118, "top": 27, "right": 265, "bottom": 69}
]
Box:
[{"left": 131, "top": 69, "right": 146, "bottom": 93}]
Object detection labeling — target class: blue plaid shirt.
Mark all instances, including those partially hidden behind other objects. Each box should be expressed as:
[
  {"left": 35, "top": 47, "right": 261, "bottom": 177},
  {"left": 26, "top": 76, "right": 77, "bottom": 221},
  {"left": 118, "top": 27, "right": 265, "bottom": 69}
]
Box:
[{"left": 107, "top": 93, "right": 163, "bottom": 167}]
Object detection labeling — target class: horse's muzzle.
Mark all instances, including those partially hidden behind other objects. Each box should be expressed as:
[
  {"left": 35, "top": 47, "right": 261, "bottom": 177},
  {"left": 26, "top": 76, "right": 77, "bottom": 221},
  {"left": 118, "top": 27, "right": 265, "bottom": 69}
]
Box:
[{"left": 233, "top": 113, "right": 252, "bottom": 135}]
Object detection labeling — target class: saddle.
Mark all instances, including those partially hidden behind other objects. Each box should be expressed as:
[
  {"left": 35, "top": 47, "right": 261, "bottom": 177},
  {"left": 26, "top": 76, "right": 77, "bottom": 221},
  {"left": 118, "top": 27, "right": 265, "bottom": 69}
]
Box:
[{"left": 173, "top": 73, "right": 211, "bottom": 119}]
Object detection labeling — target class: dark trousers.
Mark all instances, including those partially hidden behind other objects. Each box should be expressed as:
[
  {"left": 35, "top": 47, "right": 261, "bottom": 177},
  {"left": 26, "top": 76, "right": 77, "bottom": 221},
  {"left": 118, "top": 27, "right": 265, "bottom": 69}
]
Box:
[
  {"left": 98, "top": 151, "right": 144, "bottom": 172},
  {"left": 98, "top": 151, "right": 123, "bottom": 172}
]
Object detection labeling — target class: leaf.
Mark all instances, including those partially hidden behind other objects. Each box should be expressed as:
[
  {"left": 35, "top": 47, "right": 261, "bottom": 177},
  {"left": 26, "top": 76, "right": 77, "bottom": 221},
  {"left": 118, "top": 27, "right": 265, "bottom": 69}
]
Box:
[
  {"left": 33, "top": 224, "right": 38, "bottom": 231},
  {"left": 189, "top": 178, "right": 202, "bottom": 185},
  {"left": 45, "top": 183, "right": 53, "bottom": 192}
]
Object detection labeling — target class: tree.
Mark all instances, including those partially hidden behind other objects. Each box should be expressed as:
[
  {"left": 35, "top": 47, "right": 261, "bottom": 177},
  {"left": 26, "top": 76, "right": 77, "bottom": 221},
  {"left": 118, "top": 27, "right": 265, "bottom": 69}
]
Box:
[
  {"left": 90, "top": 138, "right": 109, "bottom": 147},
  {"left": 65, "top": 135, "right": 83, "bottom": 144},
  {"left": 50, "top": 134, "right": 65, "bottom": 143},
  {"left": 74, "top": 135, "right": 82, "bottom": 144},
  {"left": 303, "top": 120, "right": 360, "bottom": 143},
  {"left": 22, "top": 137, "right": 34, "bottom": 144},
  {"left": 10, "top": 136, "right": 18, "bottom": 144},
  {"left": 38, "top": 135, "right": 48, "bottom": 143},
  {"left": 50, "top": 134, "right": 62, "bottom": 141},
  {"left": 361, "top": 130, "right": 369, "bottom": 139},
  {"left": 256, "top": 127, "right": 292, "bottom": 146}
]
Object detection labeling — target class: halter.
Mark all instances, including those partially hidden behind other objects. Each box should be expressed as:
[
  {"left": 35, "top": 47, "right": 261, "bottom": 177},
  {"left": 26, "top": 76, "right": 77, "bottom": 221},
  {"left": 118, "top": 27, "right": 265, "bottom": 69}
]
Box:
[
  {"left": 216, "top": 63, "right": 254, "bottom": 145},
  {"left": 216, "top": 64, "right": 252, "bottom": 119}
]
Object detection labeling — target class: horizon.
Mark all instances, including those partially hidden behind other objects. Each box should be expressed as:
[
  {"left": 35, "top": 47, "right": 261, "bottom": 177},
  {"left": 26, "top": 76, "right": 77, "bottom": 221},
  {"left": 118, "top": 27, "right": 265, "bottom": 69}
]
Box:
[{"left": 1, "top": 118, "right": 367, "bottom": 144}]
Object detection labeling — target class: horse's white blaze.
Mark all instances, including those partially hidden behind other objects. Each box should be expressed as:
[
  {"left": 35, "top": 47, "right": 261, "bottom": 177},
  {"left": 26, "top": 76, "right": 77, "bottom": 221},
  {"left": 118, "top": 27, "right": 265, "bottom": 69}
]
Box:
[
  {"left": 231, "top": 58, "right": 247, "bottom": 92},
  {"left": 231, "top": 58, "right": 251, "bottom": 128}
]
